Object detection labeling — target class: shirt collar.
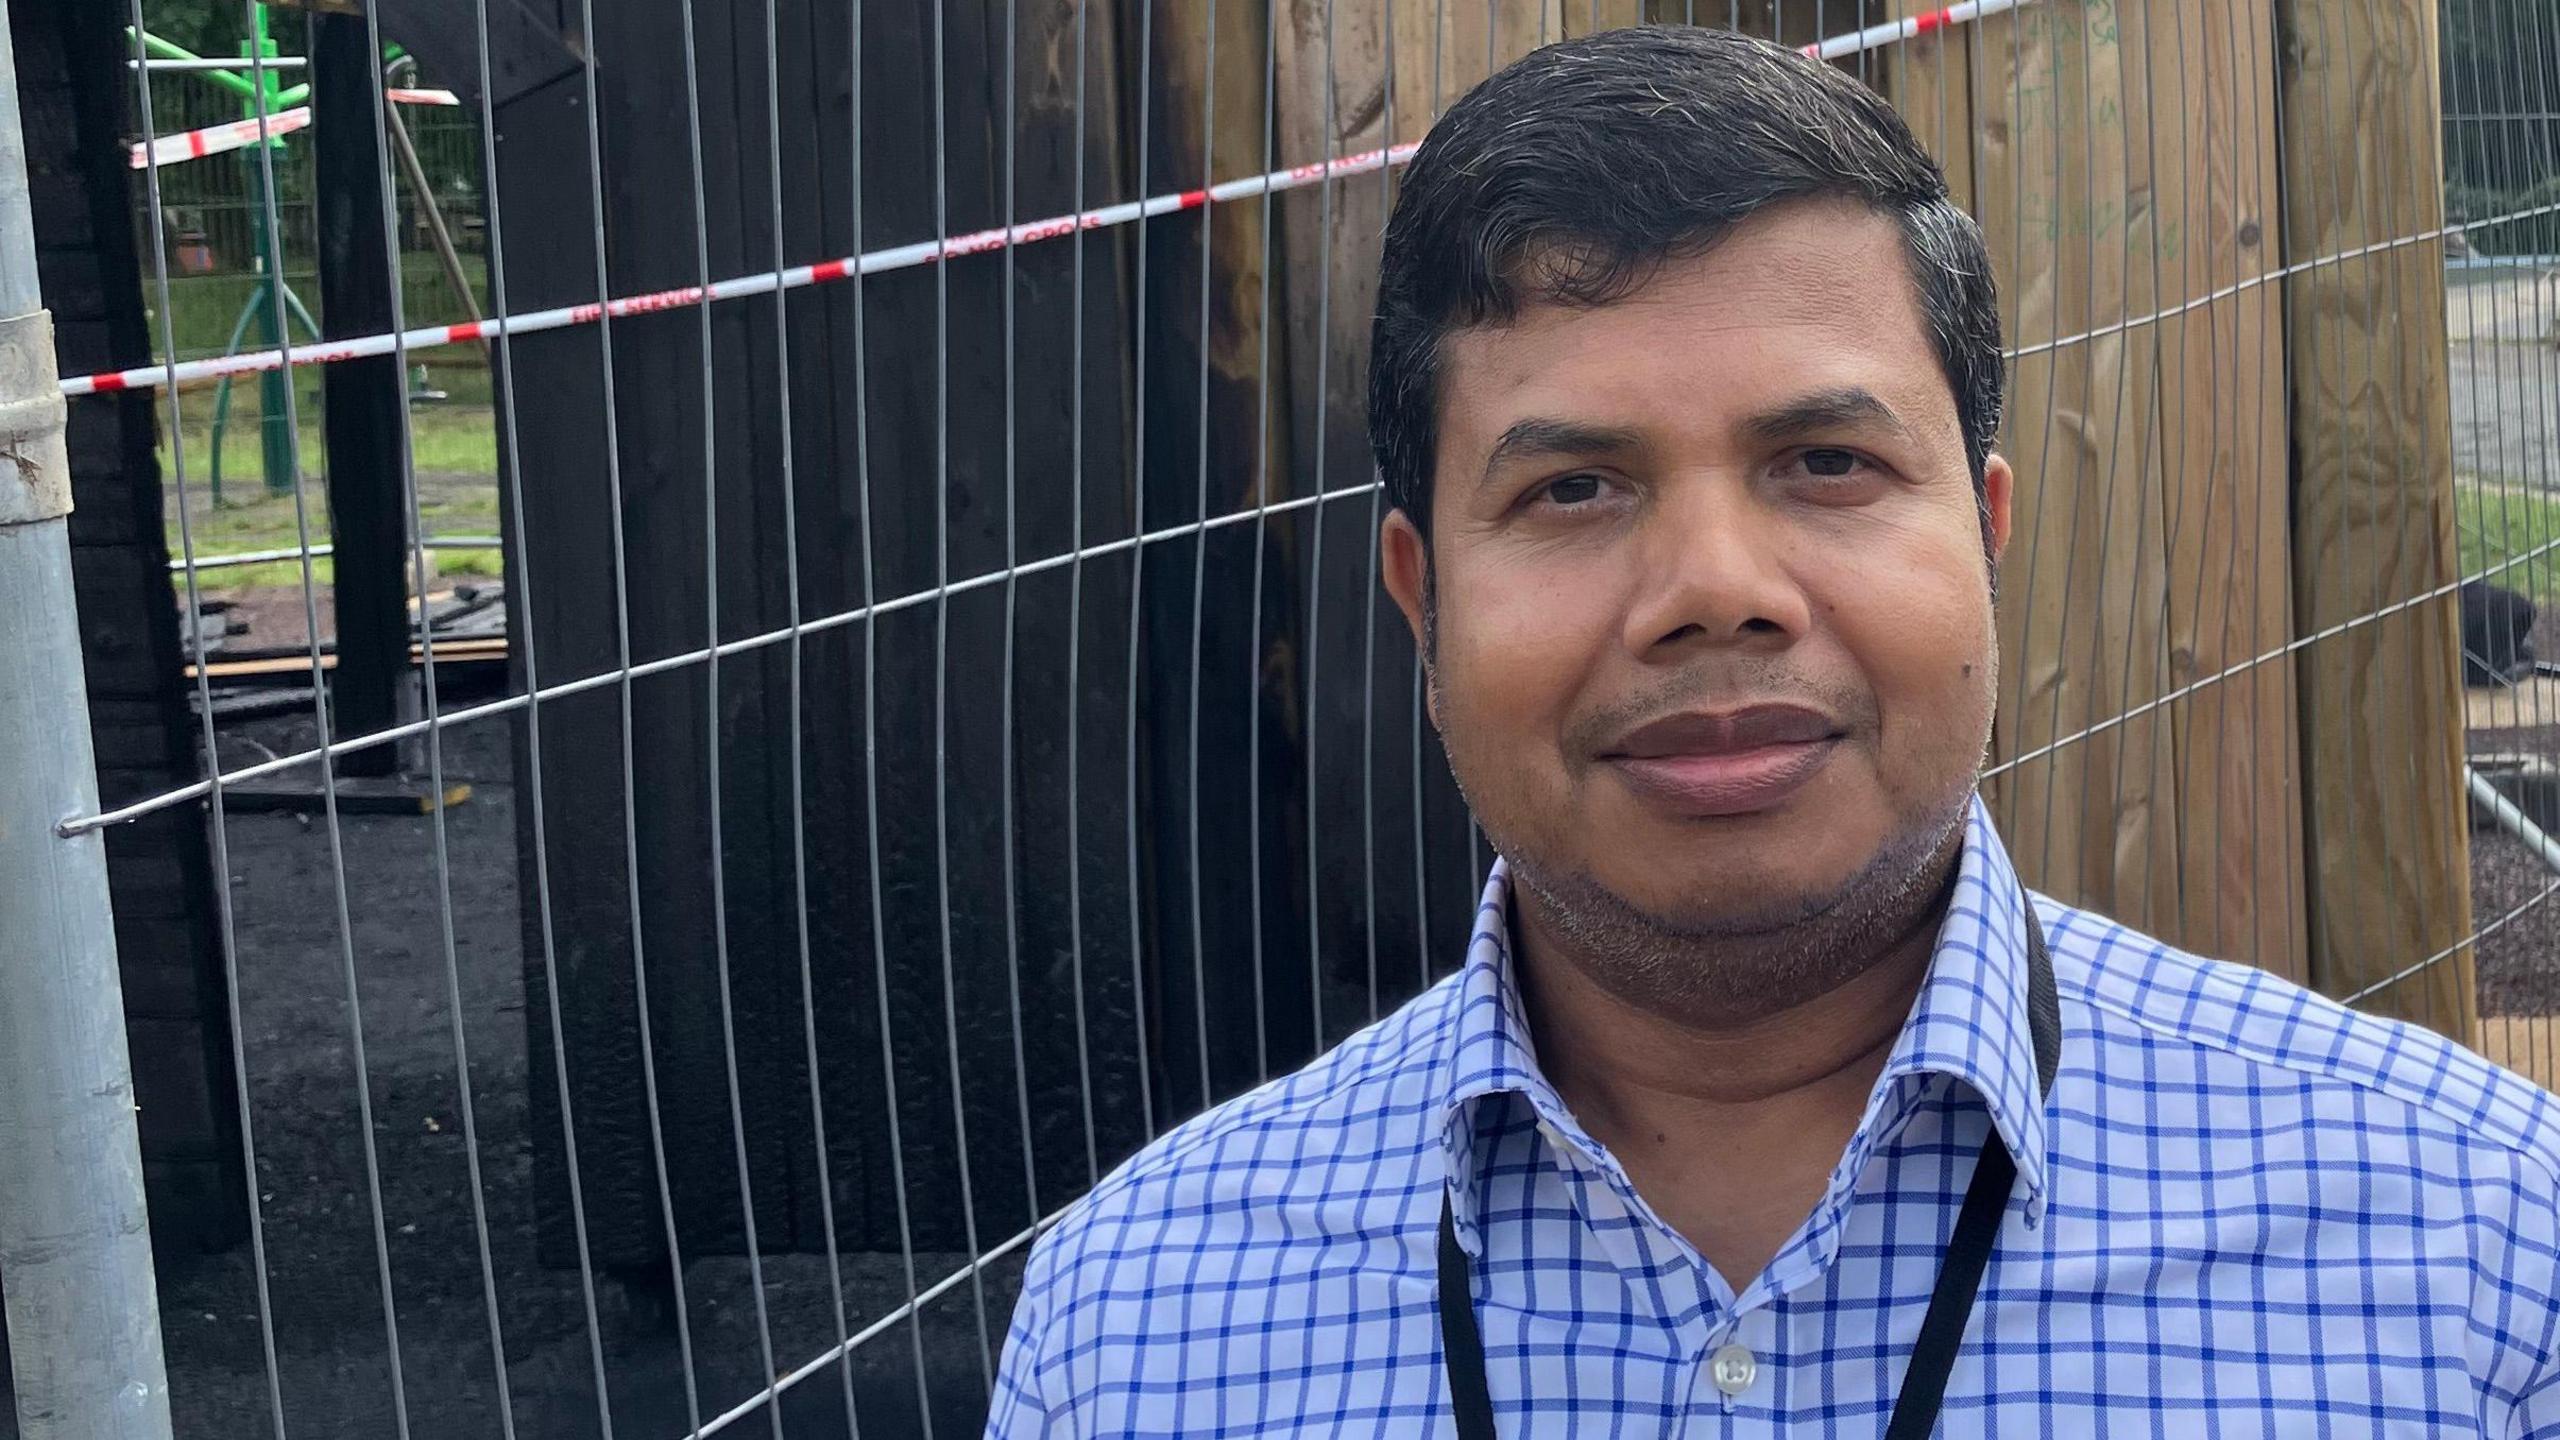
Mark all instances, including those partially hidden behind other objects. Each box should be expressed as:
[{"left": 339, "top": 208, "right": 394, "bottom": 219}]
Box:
[{"left": 1435, "top": 796, "right": 2052, "bottom": 1243}]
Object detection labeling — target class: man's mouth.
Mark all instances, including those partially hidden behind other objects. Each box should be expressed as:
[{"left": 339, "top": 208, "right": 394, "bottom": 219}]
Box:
[{"left": 1598, "top": 704, "right": 1845, "bottom": 817}]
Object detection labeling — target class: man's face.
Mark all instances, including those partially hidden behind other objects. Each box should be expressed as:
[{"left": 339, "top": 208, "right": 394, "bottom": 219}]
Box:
[{"left": 1382, "top": 198, "right": 2012, "bottom": 943}]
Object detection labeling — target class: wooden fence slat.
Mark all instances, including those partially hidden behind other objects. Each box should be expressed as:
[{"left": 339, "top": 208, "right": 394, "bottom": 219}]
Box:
[
  {"left": 1886, "top": 0, "right": 1979, "bottom": 210},
  {"left": 2155, "top": 0, "right": 2307, "bottom": 980},
  {"left": 1971, "top": 0, "right": 2168, "bottom": 923}
]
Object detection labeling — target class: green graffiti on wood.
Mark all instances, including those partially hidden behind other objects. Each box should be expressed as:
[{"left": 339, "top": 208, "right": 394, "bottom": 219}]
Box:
[{"left": 2020, "top": 191, "right": 2188, "bottom": 259}]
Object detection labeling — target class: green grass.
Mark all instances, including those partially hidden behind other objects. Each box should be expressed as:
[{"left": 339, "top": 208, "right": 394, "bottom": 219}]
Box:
[
  {"left": 145, "top": 253, "right": 487, "bottom": 359},
  {"left": 149, "top": 252, "right": 500, "bottom": 487},
  {"left": 142, "top": 213, "right": 510, "bottom": 588},
  {"left": 157, "top": 390, "right": 496, "bottom": 481},
  {"left": 176, "top": 547, "right": 505, "bottom": 593},
  {"left": 167, "top": 454, "right": 502, "bottom": 589},
  {"left": 2455, "top": 481, "right": 2560, "bottom": 606}
]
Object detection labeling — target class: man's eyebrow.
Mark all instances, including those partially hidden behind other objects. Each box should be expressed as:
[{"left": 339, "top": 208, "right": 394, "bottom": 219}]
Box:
[
  {"left": 1478, "top": 418, "right": 1645, "bottom": 487},
  {"left": 1741, "top": 387, "right": 1916, "bottom": 445}
]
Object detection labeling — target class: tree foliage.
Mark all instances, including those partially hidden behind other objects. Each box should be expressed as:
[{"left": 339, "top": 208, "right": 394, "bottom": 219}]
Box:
[{"left": 2443, "top": 0, "right": 2560, "bottom": 251}]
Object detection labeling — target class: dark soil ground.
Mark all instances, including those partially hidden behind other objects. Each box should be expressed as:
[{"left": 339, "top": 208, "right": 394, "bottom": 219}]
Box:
[{"left": 1, "top": 713, "right": 1008, "bottom": 1440}]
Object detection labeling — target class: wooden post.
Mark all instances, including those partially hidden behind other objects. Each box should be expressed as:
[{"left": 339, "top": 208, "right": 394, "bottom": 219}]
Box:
[
  {"left": 312, "top": 12, "right": 413, "bottom": 776},
  {"left": 1885, "top": 0, "right": 1979, "bottom": 210},
  {"left": 1900, "top": 0, "right": 2308, "bottom": 979},
  {"left": 1383, "top": 0, "right": 1563, "bottom": 132},
  {"left": 1564, "top": 0, "right": 1649, "bottom": 34},
  {"left": 1292, "top": 0, "right": 1566, "bottom": 507},
  {"left": 2277, "top": 0, "right": 2478, "bottom": 1039},
  {"left": 1130, "top": 0, "right": 1320, "bottom": 1104},
  {"left": 1962, "top": 0, "right": 2182, "bottom": 937},
  {"left": 2150, "top": 0, "right": 2308, "bottom": 981}
]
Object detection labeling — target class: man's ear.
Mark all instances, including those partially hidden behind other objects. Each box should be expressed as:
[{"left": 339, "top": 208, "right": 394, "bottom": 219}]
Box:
[
  {"left": 1379, "top": 507, "right": 1439, "bottom": 729},
  {"left": 1983, "top": 453, "right": 2014, "bottom": 566},
  {"left": 1381, "top": 508, "right": 1430, "bottom": 645}
]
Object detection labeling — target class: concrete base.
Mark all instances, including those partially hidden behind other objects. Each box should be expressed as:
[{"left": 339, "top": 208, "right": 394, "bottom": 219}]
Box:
[{"left": 2470, "top": 753, "right": 2560, "bottom": 835}]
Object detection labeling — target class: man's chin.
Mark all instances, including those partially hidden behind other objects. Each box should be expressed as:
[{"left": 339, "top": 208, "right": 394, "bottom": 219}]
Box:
[
  {"left": 1595, "top": 815, "right": 1883, "bottom": 926},
  {"left": 1537, "top": 855, "right": 1872, "bottom": 940},
  {"left": 1615, "top": 878, "right": 1863, "bottom": 938}
]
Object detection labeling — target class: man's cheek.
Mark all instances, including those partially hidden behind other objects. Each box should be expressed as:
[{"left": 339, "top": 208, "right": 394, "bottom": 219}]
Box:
[{"left": 1448, "top": 609, "right": 1589, "bottom": 716}]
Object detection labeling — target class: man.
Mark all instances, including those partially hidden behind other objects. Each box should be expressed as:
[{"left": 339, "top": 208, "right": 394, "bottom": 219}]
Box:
[{"left": 989, "top": 26, "right": 2560, "bottom": 1436}]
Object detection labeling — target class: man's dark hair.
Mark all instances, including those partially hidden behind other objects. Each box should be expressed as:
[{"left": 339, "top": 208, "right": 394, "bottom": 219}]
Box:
[{"left": 1367, "top": 25, "right": 2004, "bottom": 541}]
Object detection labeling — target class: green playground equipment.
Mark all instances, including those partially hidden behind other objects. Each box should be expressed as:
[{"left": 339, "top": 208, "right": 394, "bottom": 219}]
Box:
[
  {"left": 134, "top": 8, "right": 456, "bottom": 506},
  {"left": 132, "top": 5, "right": 316, "bottom": 505}
]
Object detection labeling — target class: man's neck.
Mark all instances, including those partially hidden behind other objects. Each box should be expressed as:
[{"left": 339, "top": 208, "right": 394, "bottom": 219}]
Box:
[{"left": 1511, "top": 884, "right": 1946, "bottom": 1291}]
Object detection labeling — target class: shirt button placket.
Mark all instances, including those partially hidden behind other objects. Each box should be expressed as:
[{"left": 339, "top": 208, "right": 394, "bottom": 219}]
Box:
[
  {"left": 1694, "top": 1309, "right": 1767, "bottom": 1422},
  {"left": 1710, "top": 1342, "right": 1757, "bottom": 1399}
]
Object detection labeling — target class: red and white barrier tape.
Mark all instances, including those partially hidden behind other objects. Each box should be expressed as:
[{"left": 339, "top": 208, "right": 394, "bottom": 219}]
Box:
[
  {"left": 74, "top": 140, "right": 1421, "bottom": 396},
  {"left": 127, "top": 88, "right": 460, "bottom": 170},
  {"left": 128, "top": 106, "right": 310, "bottom": 170},
  {"left": 78, "top": 3, "right": 2025, "bottom": 396},
  {"left": 1800, "top": 0, "right": 2024, "bottom": 61}
]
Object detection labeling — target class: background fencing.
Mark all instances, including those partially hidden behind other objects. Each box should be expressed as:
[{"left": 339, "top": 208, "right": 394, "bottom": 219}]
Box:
[{"left": 4, "top": 0, "right": 2556, "bottom": 1435}]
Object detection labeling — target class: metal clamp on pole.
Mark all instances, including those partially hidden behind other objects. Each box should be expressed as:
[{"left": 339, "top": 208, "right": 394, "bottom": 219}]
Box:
[
  {"left": 0, "top": 5, "right": 176, "bottom": 1438},
  {"left": 0, "top": 306, "right": 69, "bottom": 523}
]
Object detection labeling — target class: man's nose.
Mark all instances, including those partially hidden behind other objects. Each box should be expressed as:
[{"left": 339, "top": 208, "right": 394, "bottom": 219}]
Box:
[{"left": 1620, "top": 480, "right": 1814, "bottom": 659}]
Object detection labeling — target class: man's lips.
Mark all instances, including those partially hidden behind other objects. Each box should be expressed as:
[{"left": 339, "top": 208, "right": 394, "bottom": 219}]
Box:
[
  {"left": 1604, "top": 704, "right": 1843, "bottom": 759},
  {"left": 1598, "top": 705, "right": 1845, "bottom": 816}
]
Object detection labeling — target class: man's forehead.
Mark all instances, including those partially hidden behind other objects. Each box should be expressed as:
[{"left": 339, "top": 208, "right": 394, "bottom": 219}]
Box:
[{"left": 1433, "top": 202, "right": 1945, "bottom": 446}]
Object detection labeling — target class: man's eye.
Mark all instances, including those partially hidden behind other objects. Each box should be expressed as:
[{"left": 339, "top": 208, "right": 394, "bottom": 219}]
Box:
[
  {"left": 1801, "top": 448, "right": 1863, "bottom": 478},
  {"left": 1543, "top": 474, "right": 1606, "bottom": 505}
]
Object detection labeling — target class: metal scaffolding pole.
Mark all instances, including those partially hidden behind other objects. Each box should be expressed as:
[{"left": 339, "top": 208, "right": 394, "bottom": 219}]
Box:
[{"left": 0, "top": 3, "right": 176, "bottom": 1436}]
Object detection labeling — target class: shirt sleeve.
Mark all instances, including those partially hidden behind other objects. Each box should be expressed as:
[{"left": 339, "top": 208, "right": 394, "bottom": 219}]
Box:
[
  {"left": 2493, "top": 1149, "right": 2560, "bottom": 1438},
  {"left": 984, "top": 1260, "right": 1063, "bottom": 1439}
]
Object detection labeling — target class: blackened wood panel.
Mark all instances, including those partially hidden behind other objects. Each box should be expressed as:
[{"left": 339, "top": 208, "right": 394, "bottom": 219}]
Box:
[{"left": 502, "top": 0, "right": 1145, "bottom": 1274}]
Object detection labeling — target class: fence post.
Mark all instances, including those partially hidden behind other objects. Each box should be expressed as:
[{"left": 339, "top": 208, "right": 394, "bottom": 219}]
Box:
[
  {"left": 0, "top": 4, "right": 178, "bottom": 1437},
  {"left": 2277, "top": 0, "right": 2480, "bottom": 1040}
]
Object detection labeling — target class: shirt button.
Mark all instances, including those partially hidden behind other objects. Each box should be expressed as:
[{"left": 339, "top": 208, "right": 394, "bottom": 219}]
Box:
[{"left": 1709, "top": 1343, "right": 1757, "bottom": 1396}]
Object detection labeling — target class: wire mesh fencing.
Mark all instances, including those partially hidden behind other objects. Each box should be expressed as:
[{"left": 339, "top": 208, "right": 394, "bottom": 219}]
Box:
[
  {"left": 2442, "top": 0, "right": 2560, "bottom": 1079},
  {"left": 5, "top": 0, "right": 2553, "bottom": 1435}
]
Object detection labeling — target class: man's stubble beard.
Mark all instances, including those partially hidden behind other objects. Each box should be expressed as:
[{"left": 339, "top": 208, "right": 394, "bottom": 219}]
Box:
[
  {"left": 1420, "top": 571, "right": 1995, "bottom": 1030},
  {"left": 1497, "top": 786, "right": 1974, "bottom": 1029}
]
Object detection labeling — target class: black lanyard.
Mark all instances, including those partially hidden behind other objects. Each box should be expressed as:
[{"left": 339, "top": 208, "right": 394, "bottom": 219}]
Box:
[{"left": 1437, "top": 892, "right": 2062, "bottom": 1440}]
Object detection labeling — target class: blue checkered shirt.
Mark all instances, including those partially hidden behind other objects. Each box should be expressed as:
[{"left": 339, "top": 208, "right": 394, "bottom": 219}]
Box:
[{"left": 988, "top": 800, "right": 2560, "bottom": 1436}]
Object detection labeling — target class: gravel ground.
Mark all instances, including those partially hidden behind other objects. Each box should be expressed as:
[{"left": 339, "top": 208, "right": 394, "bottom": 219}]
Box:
[
  {"left": 2469, "top": 719, "right": 2560, "bottom": 1018},
  {"left": 0, "top": 713, "right": 1006, "bottom": 1440},
  {"left": 2474, "top": 827, "right": 2560, "bottom": 1019}
]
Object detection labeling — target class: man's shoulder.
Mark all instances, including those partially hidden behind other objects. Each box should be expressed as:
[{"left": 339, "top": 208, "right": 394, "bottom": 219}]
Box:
[
  {"left": 2043, "top": 895, "right": 2560, "bottom": 1186},
  {"left": 1020, "top": 972, "right": 1465, "bottom": 1293}
]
